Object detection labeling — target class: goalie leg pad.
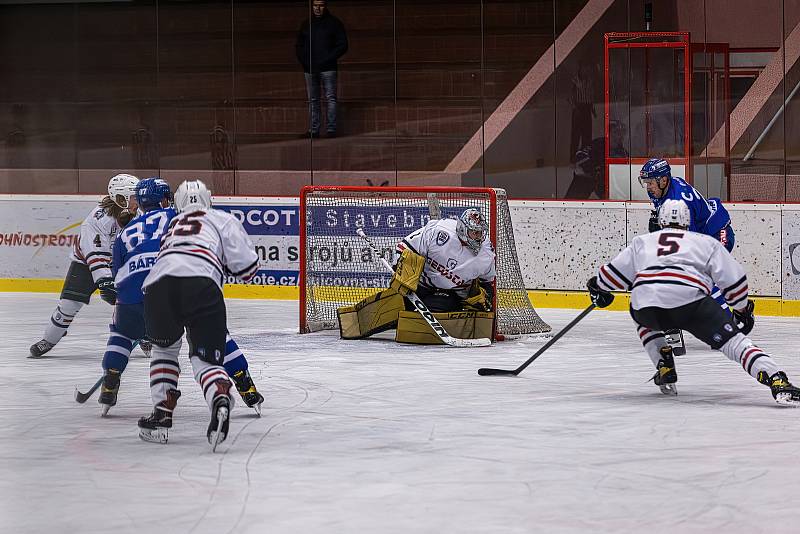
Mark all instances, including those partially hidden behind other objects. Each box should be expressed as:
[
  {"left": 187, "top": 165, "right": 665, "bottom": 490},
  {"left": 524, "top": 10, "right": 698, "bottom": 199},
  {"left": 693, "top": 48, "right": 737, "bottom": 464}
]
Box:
[
  {"left": 395, "top": 310, "right": 495, "bottom": 344},
  {"left": 338, "top": 289, "right": 405, "bottom": 339}
]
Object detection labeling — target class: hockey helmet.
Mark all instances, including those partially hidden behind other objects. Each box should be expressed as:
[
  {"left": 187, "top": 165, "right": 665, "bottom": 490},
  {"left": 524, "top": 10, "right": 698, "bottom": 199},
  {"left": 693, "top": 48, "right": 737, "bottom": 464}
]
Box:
[
  {"left": 658, "top": 199, "right": 691, "bottom": 229},
  {"left": 456, "top": 208, "right": 488, "bottom": 254},
  {"left": 174, "top": 179, "right": 212, "bottom": 213},
  {"left": 136, "top": 177, "right": 172, "bottom": 212},
  {"left": 638, "top": 158, "right": 671, "bottom": 186},
  {"left": 107, "top": 173, "right": 140, "bottom": 209}
]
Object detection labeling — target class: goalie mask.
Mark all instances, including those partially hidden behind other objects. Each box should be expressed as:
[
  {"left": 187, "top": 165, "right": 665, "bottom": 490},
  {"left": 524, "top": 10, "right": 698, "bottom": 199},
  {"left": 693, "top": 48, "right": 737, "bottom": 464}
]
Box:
[
  {"left": 456, "top": 208, "right": 487, "bottom": 254},
  {"left": 107, "top": 173, "right": 140, "bottom": 209},
  {"left": 174, "top": 179, "right": 212, "bottom": 213},
  {"left": 658, "top": 199, "right": 691, "bottom": 229}
]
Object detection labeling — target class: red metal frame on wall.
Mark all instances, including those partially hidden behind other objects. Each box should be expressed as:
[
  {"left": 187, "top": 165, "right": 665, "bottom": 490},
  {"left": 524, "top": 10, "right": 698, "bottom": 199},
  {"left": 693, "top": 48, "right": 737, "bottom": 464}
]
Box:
[{"left": 604, "top": 32, "right": 692, "bottom": 198}]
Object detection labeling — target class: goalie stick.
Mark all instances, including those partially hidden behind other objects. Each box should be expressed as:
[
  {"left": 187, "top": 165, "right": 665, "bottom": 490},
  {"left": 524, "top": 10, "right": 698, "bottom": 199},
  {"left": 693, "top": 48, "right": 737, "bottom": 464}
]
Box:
[
  {"left": 478, "top": 303, "right": 595, "bottom": 376},
  {"left": 74, "top": 376, "right": 103, "bottom": 403},
  {"left": 356, "top": 228, "right": 492, "bottom": 348}
]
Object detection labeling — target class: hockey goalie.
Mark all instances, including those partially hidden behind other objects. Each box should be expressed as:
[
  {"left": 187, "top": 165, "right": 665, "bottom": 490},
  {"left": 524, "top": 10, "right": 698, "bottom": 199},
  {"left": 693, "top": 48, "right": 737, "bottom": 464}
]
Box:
[{"left": 338, "top": 208, "right": 496, "bottom": 344}]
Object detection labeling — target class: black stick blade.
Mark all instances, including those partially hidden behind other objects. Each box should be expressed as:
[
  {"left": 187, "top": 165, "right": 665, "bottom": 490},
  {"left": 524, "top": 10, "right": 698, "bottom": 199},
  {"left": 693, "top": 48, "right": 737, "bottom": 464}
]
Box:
[
  {"left": 477, "top": 368, "right": 518, "bottom": 376},
  {"left": 74, "top": 377, "right": 103, "bottom": 403}
]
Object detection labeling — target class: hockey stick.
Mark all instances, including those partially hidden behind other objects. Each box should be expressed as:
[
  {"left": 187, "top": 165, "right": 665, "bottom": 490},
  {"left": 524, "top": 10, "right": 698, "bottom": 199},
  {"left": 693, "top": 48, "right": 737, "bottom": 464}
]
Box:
[
  {"left": 74, "top": 377, "right": 103, "bottom": 403},
  {"left": 356, "top": 228, "right": 491, "bottom": 348},
  {"left": 478, "top": 303, "right": 596, "bottom": 376}
]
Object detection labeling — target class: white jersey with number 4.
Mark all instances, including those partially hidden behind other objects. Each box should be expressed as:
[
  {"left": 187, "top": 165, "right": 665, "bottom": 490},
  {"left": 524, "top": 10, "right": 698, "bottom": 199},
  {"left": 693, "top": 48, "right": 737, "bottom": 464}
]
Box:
[
  {"left": 397, "top": 218, "right": 496, "bottom": 297},
  {"left": 69, "top": 204, "right": 120, "bottom": 283},
  {"left": 596, "top": 229, "right": 749, "bottom": 312},
  {"left": 143, "top": 208, "right": 258, "bottom": 290}
]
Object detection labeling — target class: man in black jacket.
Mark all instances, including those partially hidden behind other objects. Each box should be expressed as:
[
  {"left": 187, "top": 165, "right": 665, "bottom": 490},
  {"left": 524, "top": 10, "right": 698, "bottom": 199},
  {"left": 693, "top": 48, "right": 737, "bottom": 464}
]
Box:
[{"left": 295, "top": 0, "right": 348, "bottom": 138}]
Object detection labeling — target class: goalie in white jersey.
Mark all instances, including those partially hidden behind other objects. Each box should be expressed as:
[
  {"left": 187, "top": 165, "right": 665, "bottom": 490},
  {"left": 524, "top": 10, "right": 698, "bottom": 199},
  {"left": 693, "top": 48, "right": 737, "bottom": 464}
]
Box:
[
  {"left": 587, "top": 199, "right": 800, "bottom": 406},
  {"left": 138, "top": 180, "right": 259, "bottom": 450},
  {"left": 29, "top": 173, "right": 139, "bottom": 358},
  {"left": 338, "top": 208, "right": 496, "bottom": 344}
]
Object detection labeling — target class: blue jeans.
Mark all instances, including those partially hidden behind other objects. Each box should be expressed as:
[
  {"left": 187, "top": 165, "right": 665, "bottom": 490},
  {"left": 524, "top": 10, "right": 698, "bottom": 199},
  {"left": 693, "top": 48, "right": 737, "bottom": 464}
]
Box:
[{"left": 304, "top": 70, "right": 338, "bottom": 134}]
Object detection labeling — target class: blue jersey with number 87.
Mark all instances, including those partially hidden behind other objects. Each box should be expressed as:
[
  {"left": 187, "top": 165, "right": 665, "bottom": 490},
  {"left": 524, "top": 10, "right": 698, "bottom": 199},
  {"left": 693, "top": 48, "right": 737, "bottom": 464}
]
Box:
[{"left": 112, "top": 207, "right": 177, "bottom": 304}]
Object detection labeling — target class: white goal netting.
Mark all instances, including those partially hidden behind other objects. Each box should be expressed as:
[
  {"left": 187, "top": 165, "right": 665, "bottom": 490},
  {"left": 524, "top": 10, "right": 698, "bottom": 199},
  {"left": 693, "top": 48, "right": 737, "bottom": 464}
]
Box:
[{"left": 299, "top": 186, "right": 551, "bottom": 336}]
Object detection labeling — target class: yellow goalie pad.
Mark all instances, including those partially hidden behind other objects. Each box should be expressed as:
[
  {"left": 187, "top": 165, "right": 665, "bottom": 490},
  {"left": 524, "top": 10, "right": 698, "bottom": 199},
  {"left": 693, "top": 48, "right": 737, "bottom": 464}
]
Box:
[
  {"left": 395, "top": 310, "right": 495, "bottom": 345},
  {"left": 390, "top": 248, "right": 425, "bottom": 295},
  {"left": 338, "top": 289, "right": 405, "bottom": 339}
]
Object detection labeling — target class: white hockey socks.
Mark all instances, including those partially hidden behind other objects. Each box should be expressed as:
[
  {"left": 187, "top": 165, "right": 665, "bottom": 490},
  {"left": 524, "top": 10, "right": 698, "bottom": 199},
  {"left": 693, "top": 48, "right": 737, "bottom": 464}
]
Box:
[
  {"left": 43, "top": 299, "right": 83, "bottom": 344},
  {"left": 191, "top": 356, "right": 234, "bottom": 411},
  {"left": 636, "top": 325, "right": 669, "bottom": 367},
  {"left": 149, "top": 340, "right": 182, "bottom": 407},
  {"left": 720, "top": 333, "right": 780, "bottom": 379}
]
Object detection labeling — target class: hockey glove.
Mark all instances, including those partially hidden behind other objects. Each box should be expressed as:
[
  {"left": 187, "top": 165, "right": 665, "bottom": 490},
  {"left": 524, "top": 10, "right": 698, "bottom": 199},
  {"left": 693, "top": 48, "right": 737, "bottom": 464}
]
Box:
[
  {"left": 587, "top": 276, "right": 614, "bottom": 308},
  {"left": 648, "top": 209, "right": 661, "bottom": 233},
  {"left": 97, "top": 277, "right": 117, "bottom": 305},
  {"left": 733, "top": 300, "right": 755, "bottom": 335},
  {"left": 390, "top": 248, "right": 425, "bottom": 296},
  {"left": 463, "top": 280, "right": 492, "bottom": 312}
]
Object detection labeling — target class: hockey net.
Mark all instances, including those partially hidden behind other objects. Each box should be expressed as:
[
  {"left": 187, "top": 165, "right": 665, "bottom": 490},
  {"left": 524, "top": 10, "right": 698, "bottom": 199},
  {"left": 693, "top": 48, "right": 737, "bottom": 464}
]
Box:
[{"left": 299, "top": 186, "right": 551, "bottom": 336}]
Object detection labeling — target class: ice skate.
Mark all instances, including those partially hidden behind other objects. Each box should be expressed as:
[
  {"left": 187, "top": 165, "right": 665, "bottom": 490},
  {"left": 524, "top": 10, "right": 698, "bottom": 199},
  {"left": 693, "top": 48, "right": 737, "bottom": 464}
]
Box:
[
  {"left": 650, "top": 346, "right": 678, "bottom": 395},
  {"left": 232, "top": 369, "right": 264, "bottom": 416},
  {"left": 207, "top": 380, "right": 232, "bottom": 452},
  {"left": 28, "top": 339, "right": 56, "bottom": 359},
  {"left": 98, "top": 368, "right": 121, "bottom": 417},
  {"left": 138, "top": 389, "right": 181, "bottom": 444},
  {"left": 758, "top": 371, "right": 800, "bottom": 407}
]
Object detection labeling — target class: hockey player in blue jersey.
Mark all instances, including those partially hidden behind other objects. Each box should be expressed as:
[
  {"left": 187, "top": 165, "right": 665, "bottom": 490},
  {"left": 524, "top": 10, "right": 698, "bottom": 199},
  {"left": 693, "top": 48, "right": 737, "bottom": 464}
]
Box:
[
  {"left": 97, "top": 178, "right": 265, "bottom": 416},
  {"left": 639, "top": 158, "right": 735, "bottom": 251},
  {"left": 638, "top": 158, "right": 737, "bottom": 354}
]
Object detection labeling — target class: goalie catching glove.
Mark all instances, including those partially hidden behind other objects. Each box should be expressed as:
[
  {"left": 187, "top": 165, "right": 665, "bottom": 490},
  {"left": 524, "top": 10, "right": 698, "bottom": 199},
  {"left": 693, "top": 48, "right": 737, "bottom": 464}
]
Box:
[
  {"left": 733, "top": 300, "right": 755, "bottom": 335},
  {"left": 390, "top": 248, "right": 425, "bottom": 296},
  {"left": 587, "top": 276, "right": 614, "bottom": 308},
  {"left": 463, "top": 279, "right": 493, "bottom": 312}
]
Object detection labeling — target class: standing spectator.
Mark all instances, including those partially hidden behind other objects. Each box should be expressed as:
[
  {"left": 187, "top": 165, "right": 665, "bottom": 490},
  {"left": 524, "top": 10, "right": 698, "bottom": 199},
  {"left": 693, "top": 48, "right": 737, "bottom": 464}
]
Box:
[
  {"left": 568, "top": 63, "right": 595, "bottom": 162},
  {"left": 295, "top": 0, "right": 348, "bottom": 138}
]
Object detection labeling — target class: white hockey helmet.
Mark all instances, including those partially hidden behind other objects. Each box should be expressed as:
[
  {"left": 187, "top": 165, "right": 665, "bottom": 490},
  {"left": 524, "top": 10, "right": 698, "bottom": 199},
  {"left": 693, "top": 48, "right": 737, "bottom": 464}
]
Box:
[
  {"left": 658, "top": 199, "right": 691, "bottom": 229},
  {"left": 107, "top": 173, "right": 140, "bottom": 209},
  {"left": 456, "top": 207, "right": 488, "bottom": 254},
  {"left": 174, "top": 179, "right": 212, "bottom": 213}
]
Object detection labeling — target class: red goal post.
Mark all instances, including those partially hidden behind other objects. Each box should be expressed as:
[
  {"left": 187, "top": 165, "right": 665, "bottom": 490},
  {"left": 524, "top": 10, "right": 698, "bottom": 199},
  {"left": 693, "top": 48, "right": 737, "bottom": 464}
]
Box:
[{"left": 298, "top": 185, "right": 551, "bottom": 337}]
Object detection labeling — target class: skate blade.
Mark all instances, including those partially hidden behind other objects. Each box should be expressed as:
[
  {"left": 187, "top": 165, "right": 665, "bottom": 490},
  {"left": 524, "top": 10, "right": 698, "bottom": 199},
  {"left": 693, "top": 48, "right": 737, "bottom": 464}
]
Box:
[
  {"left": 100, "top": 404, "right": 111, "bottom": 417},
  {"left": 139, "top": 427, "right": 169, "bottom": 444},
  {"left": 775, "top": 393, "right": 800, "bottom": 406},
  {"left": 659, "top": 383, "right": 678, "bottom": 396},
  {"left": 252, "top": 402, "right": 262, "bottom": 417},
  {"left": 209, "top": 406, "right": 229, "bottom": 452}
]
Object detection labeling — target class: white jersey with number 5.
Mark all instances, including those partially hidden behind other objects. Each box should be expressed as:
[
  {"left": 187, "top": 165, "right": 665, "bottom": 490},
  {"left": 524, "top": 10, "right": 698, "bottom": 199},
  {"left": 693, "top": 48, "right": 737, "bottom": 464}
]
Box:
[
  {"left": 142, "top": 208, "right": 258, "bottom": 290},
  {"left": 596, "top": 229, "right": 749, "bottom": 312},
  {"left": 397, "top": 218, "right": 495, "bottom": 297}
]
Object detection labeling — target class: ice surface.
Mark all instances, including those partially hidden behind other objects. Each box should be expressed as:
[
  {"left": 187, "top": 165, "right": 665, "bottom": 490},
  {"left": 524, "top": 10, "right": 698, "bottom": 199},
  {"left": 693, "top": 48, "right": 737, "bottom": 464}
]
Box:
[{"left": 2, "top": 293, "right": 799, "bottom": 533}]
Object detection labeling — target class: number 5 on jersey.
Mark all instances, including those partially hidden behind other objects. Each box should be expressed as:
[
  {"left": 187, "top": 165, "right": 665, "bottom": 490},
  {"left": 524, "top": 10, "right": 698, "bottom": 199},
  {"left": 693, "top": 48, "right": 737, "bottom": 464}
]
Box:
[{"left": 657, "top": 232, "right": 683, "bottom": 256}]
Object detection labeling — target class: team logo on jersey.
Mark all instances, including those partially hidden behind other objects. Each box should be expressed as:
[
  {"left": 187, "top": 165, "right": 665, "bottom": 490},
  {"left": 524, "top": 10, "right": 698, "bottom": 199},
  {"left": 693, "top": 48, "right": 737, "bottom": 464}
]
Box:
[
  {"left": 436, "top": 231, "right": 449, "bottom": 246},
  {"left": 447, "top": 258, "right": 457, "bottom": 270}
]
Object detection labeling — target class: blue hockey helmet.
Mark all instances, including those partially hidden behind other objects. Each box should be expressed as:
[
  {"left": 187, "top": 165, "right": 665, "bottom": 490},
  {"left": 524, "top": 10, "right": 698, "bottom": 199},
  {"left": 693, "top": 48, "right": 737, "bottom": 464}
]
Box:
[
  {"left": 638, "top": 158, "right": 672, "bottom": 185},
  {"left": 135, "top": 177, "right": 172, "bottom": 212}
]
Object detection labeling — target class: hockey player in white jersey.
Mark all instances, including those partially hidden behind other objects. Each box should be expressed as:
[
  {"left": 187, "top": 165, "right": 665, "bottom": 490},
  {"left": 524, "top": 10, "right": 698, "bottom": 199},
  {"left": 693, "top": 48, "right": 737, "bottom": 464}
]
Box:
[
  {"left": 587, "top": 199, "right": 800, "bottom": 406},
  {"left": 338, "top": 208, "right": 495, "bottom": 343},
  {"left": 29, "top": 173, "right": 139, "bottom": 358},
  {"left": 138, "top": 180, "right": 259, "bottom": 450}
]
